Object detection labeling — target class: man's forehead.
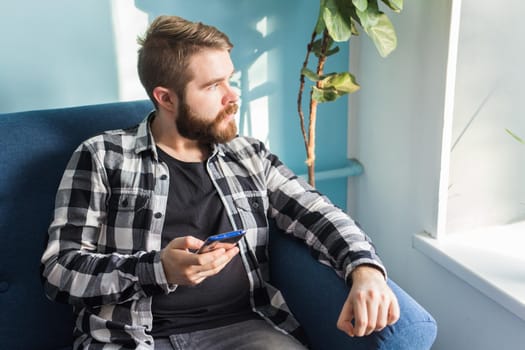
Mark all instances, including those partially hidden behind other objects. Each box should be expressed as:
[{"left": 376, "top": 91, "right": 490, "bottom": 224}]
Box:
[{"left": 187, "top": 49, "right": 235, "bottom": 82}]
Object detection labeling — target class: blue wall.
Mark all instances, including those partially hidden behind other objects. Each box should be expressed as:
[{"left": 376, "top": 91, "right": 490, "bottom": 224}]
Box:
[
  {"left": 1, "top": 0, "right": 350, "bottom": 208},
  {"left": 0, "top": 1, "right": 119, "bottom": 112}
]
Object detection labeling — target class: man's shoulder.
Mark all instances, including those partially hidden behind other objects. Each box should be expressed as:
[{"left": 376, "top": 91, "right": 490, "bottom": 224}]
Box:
[{"left": 80, "top": 123, "right": 142, "bottom": 152}]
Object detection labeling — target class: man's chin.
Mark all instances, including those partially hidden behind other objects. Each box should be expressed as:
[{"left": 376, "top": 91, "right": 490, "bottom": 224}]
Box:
[{"left": 216, "top": 125, "right": 238, "bottom": 143}]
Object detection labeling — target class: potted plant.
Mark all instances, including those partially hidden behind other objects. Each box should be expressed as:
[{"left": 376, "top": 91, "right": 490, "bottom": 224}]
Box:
[{"left": 298, "top": 0, "right": 403, "bottom": 186}]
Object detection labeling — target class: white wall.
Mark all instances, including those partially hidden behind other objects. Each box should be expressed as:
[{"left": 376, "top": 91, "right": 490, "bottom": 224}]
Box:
[{"left": 349, "top": 1, "right": 525, "bottom": 349}]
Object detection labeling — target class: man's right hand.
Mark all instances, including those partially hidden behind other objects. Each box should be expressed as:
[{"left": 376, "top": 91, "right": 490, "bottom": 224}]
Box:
[{"left": 160, "top": 236, "right": 240, "bottom": 286}]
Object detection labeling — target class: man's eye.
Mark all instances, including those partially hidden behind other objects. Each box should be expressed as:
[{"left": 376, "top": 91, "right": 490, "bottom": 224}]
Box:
[{"left": 209, "top": 83, "right": 219, "bottom": 91}]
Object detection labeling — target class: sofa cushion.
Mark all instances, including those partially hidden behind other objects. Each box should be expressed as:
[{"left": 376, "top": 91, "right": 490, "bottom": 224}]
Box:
[{"left": 0, "top": 100, "right": 153, "bottom": 350}]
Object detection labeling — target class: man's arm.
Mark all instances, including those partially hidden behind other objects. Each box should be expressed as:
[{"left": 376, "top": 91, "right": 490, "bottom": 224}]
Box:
[
  {"left": 260, "top": 142, "right": 399, "bottom": 336},
  {"left": 262, "top": 146, "right": 385, "bottom": 279},
  {"left": 40, "top": 143, "right": 170, "bottom": 307}
]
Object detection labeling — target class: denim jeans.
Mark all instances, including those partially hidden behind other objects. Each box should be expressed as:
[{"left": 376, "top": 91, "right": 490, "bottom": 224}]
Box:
[{"left": 153, "top": 319, "right": 307, "bottom": 350}]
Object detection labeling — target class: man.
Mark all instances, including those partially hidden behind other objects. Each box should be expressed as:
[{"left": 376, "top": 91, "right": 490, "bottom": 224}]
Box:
[{"left": 41, "top": 15, "right": 399, "bottom": 349}]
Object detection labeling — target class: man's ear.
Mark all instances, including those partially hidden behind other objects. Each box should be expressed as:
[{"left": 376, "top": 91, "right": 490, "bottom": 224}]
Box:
[{"left": 152, "top": 86, "right": 178, "bottom": 112}]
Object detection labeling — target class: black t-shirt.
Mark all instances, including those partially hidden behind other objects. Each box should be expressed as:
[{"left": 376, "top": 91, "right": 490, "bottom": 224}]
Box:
[{"left": 150, "top": 147, "right": 257, "bottom": 337}]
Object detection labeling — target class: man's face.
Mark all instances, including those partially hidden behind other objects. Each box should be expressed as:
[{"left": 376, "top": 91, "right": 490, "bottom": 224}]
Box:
[{"left": 176, "top": 49, "right": 239, "bottom": 144}]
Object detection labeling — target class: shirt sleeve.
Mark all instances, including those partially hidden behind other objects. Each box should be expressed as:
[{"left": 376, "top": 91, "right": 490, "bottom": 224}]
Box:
[
  {"left": 40, "top": 142, "right": 172, "bottom": 308},
  {"left": 261, "top": 142, "right": 387, "bottom": 282}
]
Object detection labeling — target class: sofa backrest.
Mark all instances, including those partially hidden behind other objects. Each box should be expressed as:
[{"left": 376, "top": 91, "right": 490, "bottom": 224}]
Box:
[{"left": 0, "top": 100, "right": 153, "bottom": 350}]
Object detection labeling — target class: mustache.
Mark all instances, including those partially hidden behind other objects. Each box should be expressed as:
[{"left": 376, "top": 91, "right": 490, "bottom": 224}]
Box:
[
  {"left": 223, "top": 103, "right": 239, "bottom": 116},
  {"left": 215, "top": 103, "right": 239, "bottom": 123}
]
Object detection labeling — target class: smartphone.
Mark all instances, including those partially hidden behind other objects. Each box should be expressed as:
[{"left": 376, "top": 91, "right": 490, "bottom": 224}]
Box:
[{"left": 197, "top": 229, "right": 246, "bottom": 254}]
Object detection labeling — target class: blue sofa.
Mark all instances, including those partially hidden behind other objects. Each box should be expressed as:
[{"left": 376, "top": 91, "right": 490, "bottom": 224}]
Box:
[{"left": 0, "top": 100, "right": 437, "bottom": 350}]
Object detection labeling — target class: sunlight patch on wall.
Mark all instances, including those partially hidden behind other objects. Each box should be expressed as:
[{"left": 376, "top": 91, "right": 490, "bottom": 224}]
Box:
[
  {"left": 244, "top": 96, "right": 270, "bottom": 145},
  {"left": 244, "top": 48, "right": 270, "bottom": 145},
  {"left": 248, "top": 51, "right": 268, "bottom": 92},
  {"left": 256, "top": 16, "right": 268, "bottom": 38},
  {"left": 110, "top": 0, "right": 149, "bottom": 101}
]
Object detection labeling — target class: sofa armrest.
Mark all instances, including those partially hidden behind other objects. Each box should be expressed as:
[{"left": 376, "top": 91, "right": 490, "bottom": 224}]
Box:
[{"left": 269, "top": 227, "right": 437, "bottom": 350}]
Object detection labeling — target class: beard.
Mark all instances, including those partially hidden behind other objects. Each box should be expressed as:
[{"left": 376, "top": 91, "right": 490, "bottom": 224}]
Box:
[{"left": 176, "top": 102, "right": 239, "bottom": 144}]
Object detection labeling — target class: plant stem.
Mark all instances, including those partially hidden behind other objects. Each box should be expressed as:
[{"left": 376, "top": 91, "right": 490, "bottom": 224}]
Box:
[
  {"left": 298, "top": 31, "right": 317, "bottom": 157},
  {"left": 305, "top": 29, "right": 330, "bottom": 186}
]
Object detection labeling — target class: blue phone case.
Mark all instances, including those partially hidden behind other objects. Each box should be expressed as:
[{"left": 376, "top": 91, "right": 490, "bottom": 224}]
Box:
[
  {"left": 206, "top": 229, "right": 246, "bottom": 242},
  {"left": 197, "top": 229, "right": 246, "bottom": 253}
]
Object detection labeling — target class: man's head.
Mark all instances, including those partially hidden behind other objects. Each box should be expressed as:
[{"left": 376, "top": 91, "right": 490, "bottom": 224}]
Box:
[
  {"left": 137, "top": 15, "right": 233, "bottom": 107},
  {"left": 138, "top": 16, "right": 239, "bottom": 144}
]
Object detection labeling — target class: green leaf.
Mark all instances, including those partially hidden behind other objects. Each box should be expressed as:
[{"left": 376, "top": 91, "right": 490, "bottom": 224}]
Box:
[
  {"left": 312, "top": 86, "right": 340, "bottom": 102},
  {"left": 311, "top": 37, "right": 340, "bottom": 57},
  {"left": 312, "top": 72, "right": 361, "bottom": 103},
  {"left": 381, "top": 0, "right": 403, "bottom": 12},
  {"left": 319, "top": 72, "right": 361, "bottom": 93},
  {"left": 356, "top": 1, "right": 397, "bottom": 57},
  {"left": 506, "top": 129, "right": 525, "bottom": 144},
  {"left": 322, "top": 0, "right": 354, "bottom": 42},
  {"left": 301, "top": 68, "right": 321, "bottom": 82},
  {"left": 326, "top": 46, "right": 340, "bottom": 56},
  {"left": 315, "top": 0, "right": 327, "bottom": 34},
  {"left": 352, "top": 0, "right": 368, "bottom": 12},
  {"left": 312, "top": 37, "right": 331, "bottom": 54},
  {"left": 311, "top": 38, "right": 324, "bottom": 56}
]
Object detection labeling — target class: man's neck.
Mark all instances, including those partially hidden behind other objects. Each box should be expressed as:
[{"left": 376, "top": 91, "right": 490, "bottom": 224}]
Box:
[{"left": 150, "top": 110, "right": 210, "bottom": 163}]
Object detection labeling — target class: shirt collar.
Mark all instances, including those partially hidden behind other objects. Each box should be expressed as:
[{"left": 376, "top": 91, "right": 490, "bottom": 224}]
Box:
[{"left": 134, "top": 111, "right": 157, "bottom": 157}]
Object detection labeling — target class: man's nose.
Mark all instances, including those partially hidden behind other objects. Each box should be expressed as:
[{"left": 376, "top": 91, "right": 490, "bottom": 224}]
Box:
[{"left": 222, "top": 84, "right": 239, "bottom": 106}]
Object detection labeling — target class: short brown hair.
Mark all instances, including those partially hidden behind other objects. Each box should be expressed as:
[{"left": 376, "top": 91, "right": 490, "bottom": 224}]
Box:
[{"left": 137, "top": 16, "right": 233, "bottom": 107}]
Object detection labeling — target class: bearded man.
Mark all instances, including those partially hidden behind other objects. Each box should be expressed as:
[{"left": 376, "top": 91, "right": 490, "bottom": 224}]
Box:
[{"left": 41, "top": 15, "right": 400, "bottom": 350}]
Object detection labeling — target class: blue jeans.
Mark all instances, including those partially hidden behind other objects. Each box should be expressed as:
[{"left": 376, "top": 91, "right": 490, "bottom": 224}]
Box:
[{"left": 153, "top": 319, "right": 307, "bottom": 350}]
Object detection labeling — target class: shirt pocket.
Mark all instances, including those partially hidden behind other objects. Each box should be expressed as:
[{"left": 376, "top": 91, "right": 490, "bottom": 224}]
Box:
[
  {"left": 231, "top": 191, "right": 269, "bottom": 249},
  {"left": 105, "top": 189, "right": 151, "bottom": 252},
  {"left": 108, "top": 189, "right": 150, "bottom": 212},
  {"left": 232, "top": 190, "right": 268, "bottom": 221}
]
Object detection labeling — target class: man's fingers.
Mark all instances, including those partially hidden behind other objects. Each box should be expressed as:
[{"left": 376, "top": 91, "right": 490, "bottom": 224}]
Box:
[
  {"left": 337, "top": 298, "right": 355, "bottom": 337},
  {"left": 184, "top": 247, "right": 239, "bottom": 285},
  {"left": 160, "top": 237, "right": 239, "bottom": 286},
  {"left": 352, "top": 292, "right": 369, "bottom": 337},
  {"left": 167, "top": 236, "right": 204, "bottom": 251},
  {"left": 364, "top": 294, "right": 380, "bottom": 335},
  {"left": 197, "top": 246, "right": 239, "bottom": 273},
  {"left": 374, "top": 298, "right": 389, "bottom": 332},
  {"left": 388, "top": 296, "right": 401, "bottom": 324}
]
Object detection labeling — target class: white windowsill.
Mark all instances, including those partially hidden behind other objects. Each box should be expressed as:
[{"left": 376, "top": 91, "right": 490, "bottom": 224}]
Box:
[{"left": 413, "top": 221, "right": 525, "bottom": 321}]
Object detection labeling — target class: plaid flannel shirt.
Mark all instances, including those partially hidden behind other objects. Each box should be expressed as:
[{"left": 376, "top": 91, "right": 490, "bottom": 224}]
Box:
[{"left": 41, "top": 113, "right": 385, "bottom": 349}]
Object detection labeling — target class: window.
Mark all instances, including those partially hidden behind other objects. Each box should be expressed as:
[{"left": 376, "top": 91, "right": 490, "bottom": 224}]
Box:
[
  {"left": 444, "top": 0, "right": 525, "bottom": 235},
  {"left": 414, "top": 0, "right": 525, "bottom": 322}
]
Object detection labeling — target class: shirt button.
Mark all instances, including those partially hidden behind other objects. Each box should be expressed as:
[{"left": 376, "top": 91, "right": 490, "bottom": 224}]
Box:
[
  {"left": 160, "top": 174, "right": 168, "bottom": 180},
  {"left": 154, "top": 212, "right": 162, "bottom": 219}
]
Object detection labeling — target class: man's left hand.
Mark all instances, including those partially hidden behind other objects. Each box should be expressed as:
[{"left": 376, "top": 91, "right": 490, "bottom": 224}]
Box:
[{"left": 337, "top": 265, "right": 400, "bottom": 337}]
